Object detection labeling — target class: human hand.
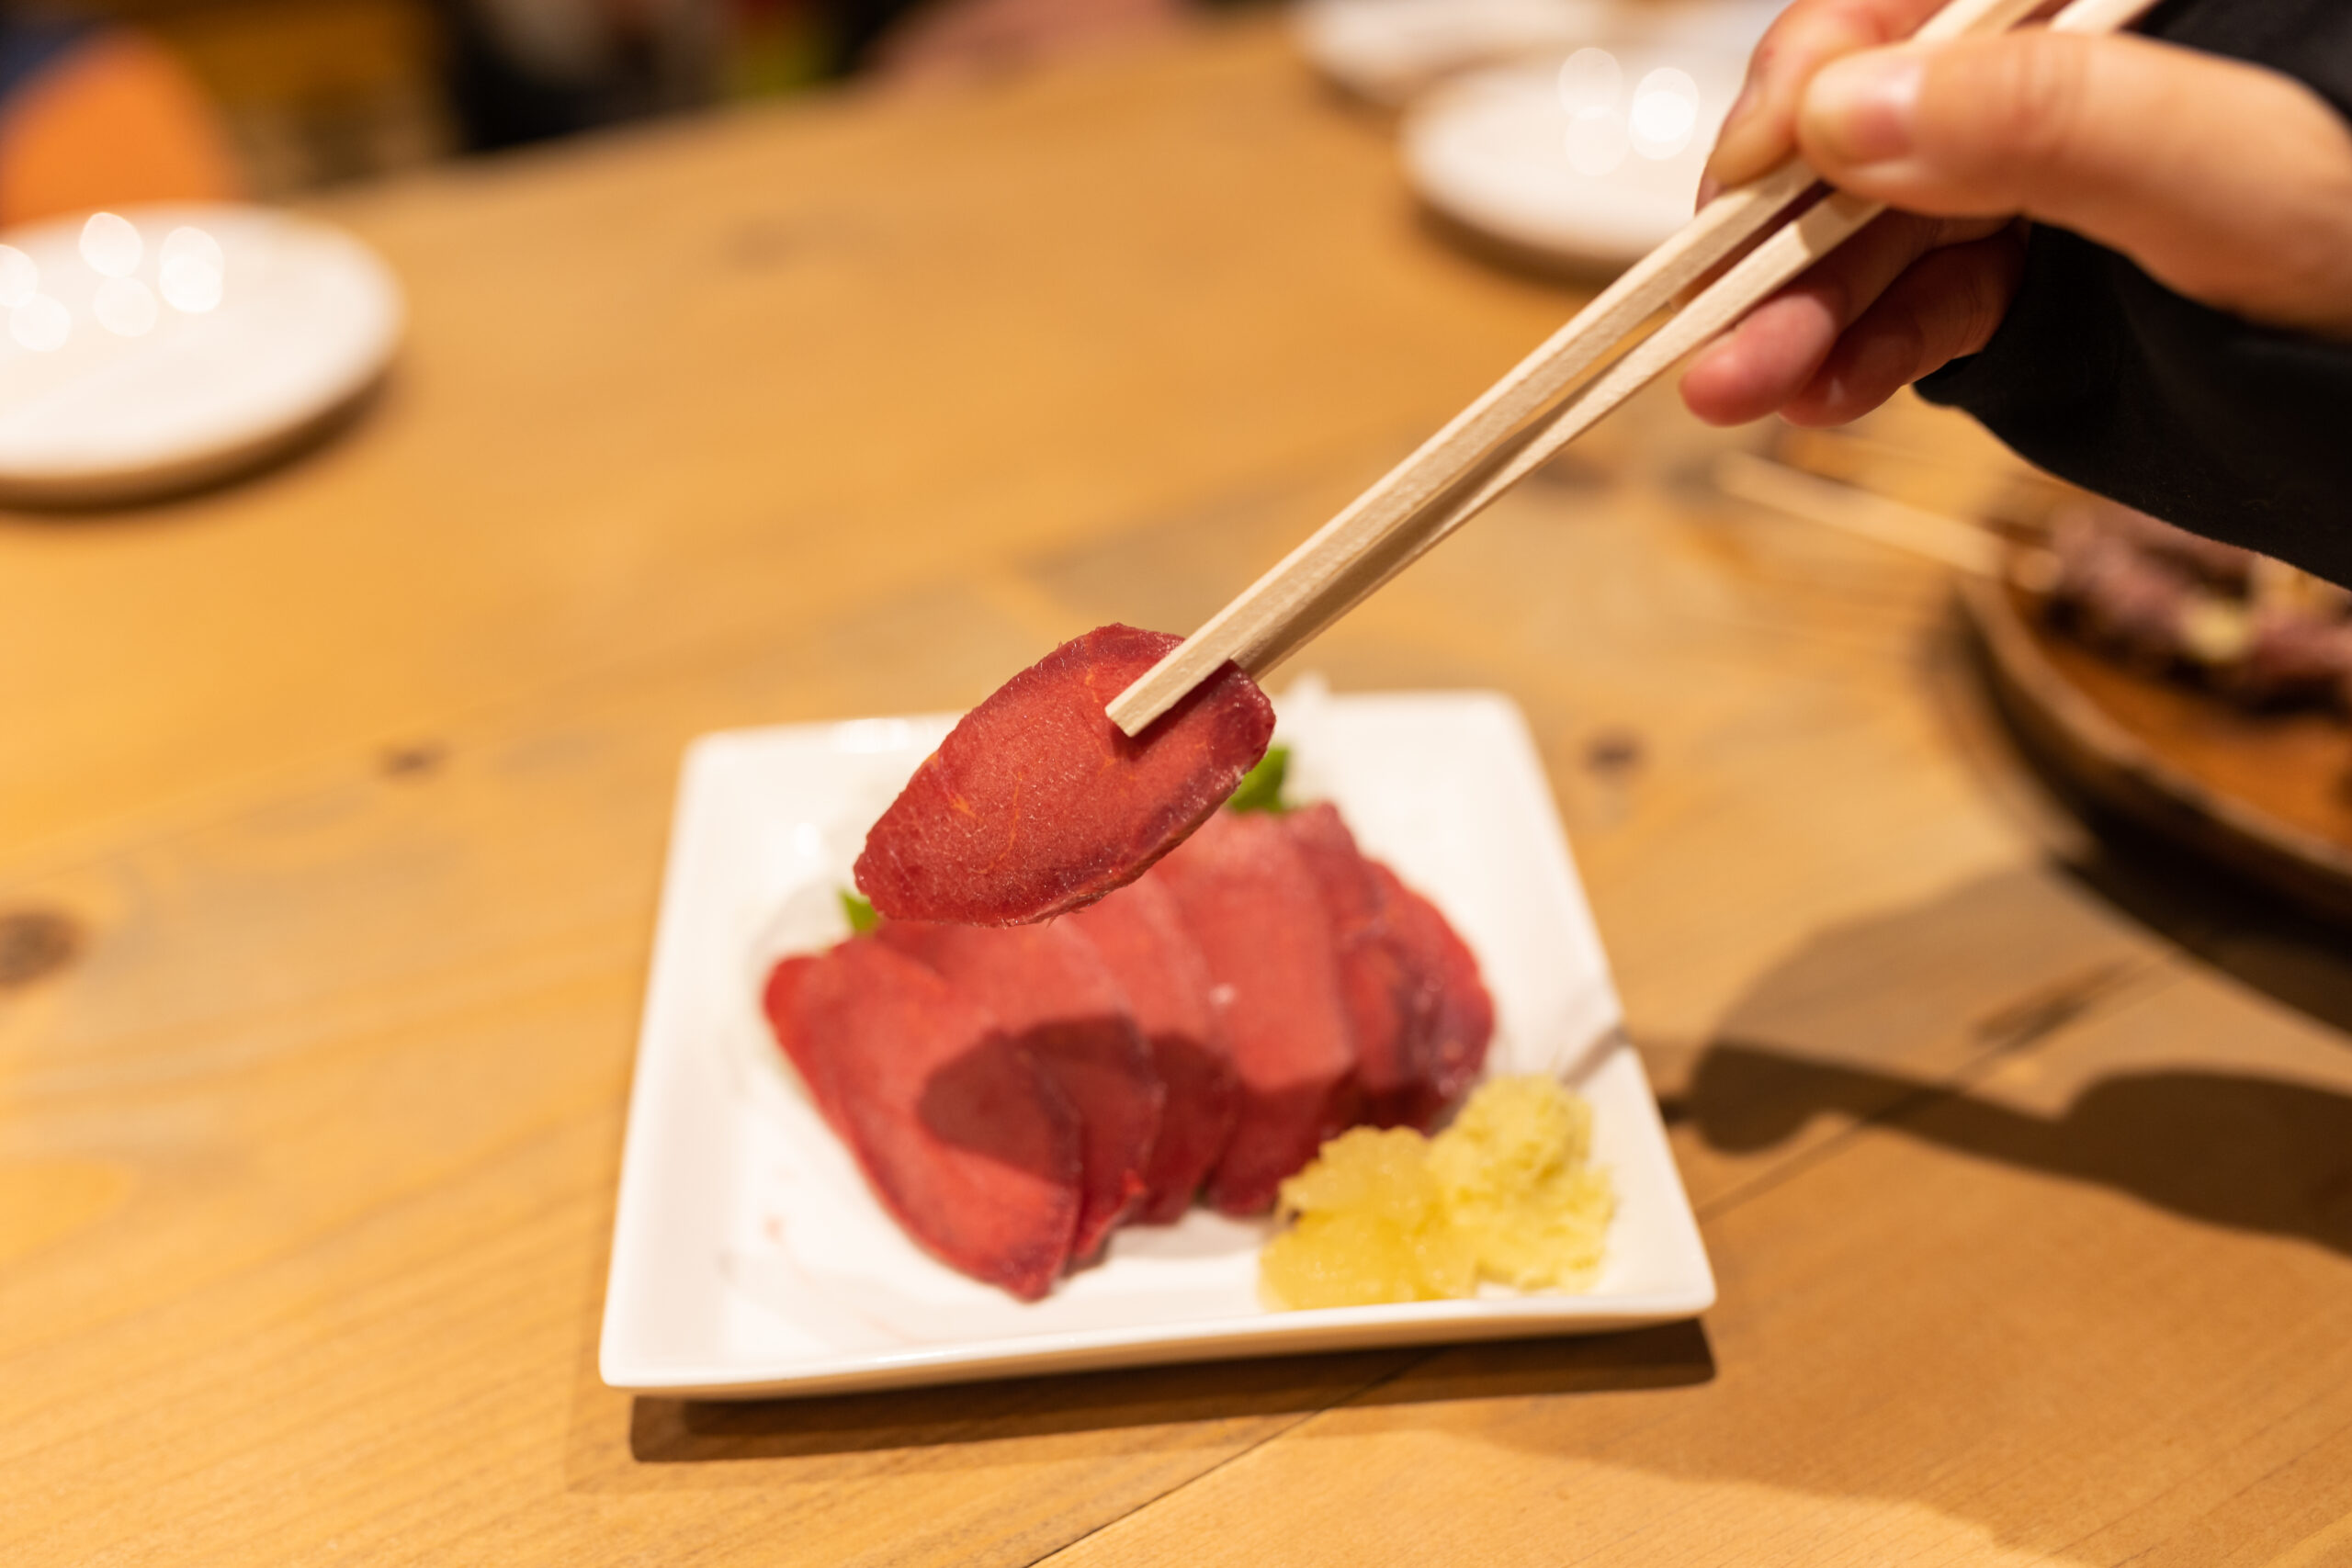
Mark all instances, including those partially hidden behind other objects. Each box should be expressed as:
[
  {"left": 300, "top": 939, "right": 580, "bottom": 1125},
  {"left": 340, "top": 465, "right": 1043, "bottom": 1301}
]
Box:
[{"left": 1679, "top": 0, "right": 2352, "bottom": 429}]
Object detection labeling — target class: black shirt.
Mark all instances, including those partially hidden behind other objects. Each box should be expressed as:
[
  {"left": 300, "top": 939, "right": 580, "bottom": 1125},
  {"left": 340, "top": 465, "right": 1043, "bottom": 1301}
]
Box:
[{"left": 1913, "top": 0, "right": 2352, "bottom": 585}]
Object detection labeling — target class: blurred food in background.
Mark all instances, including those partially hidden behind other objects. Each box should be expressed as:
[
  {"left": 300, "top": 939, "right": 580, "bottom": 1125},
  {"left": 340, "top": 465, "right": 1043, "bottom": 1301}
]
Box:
[
  {"left": 0, "top": 0, "right": 1786, "bottom": 222},
  {"left": 1722, "top": 412, "right": 2352, "bottom": 927},
  {"left": 2035, "top": 503, "right": 2352, "bottom": 715},
  {"left": 5, "top": 0, "right": 1247, "bottom": 219},
  {"left": 1751, "top": 419, "right": 2352, "bottom": 720},
  {"left": 0, "top": 11, "right": 243, "bottom": 224}
]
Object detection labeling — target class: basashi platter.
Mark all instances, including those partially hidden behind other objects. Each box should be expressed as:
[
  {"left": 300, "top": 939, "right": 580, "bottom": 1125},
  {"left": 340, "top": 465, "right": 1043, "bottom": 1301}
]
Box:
[{"left": 600, "top": 689, "right": 1713, "bottom": 1399}]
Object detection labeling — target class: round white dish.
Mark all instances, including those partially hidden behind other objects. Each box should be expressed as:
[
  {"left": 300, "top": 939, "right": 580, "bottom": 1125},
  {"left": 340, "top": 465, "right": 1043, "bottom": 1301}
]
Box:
[
  {"left": 1403, "top": 45, "right": 1747, "bottom": 273},
  {"left": 1295, "top": 0, "right": 1776, "bottom": 107},
  {"left": 0, "top": 203, "right": 403, "bottom": 506}
]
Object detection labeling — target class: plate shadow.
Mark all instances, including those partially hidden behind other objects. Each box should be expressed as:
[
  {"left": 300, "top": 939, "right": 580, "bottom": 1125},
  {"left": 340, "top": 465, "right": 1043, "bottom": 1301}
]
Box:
[{"left": 630, "top": 1320, "right": 1713, "bottom": 1464}]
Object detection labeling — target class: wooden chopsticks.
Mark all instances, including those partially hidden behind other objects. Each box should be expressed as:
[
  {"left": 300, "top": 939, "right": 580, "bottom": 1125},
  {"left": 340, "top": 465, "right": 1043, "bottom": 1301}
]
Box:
[
  {"left": 1108, "top": 0, "right": 2158, "bottom": 735},
  {"left": 1712, "top": 449, "right": 2009, "bottom": 577}
]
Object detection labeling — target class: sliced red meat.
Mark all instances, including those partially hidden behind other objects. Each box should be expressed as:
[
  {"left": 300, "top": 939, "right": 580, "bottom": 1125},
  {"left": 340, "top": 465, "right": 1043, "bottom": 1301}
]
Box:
[
  {"left": 1281, "top": 802, "right": 1427, "bottom": 1130},
  {"left": 855, "top": 625, "right": 1276, "bottom": 926},
  {"left": 1154, "top": 810, "right": 1358, "bottom": 1214},
  {"left": 874, "top": 919, "right": 1162, "bottom": 1261},
  {"left": 1065, "top": 874, "right": 1238, "bottom": 1224},
  {"left": 1370, "top": 862, "right": 1496, "bottom": 1127},
  {"left": 763, "top": 938, "right": 1080, "bottom": 1300}
]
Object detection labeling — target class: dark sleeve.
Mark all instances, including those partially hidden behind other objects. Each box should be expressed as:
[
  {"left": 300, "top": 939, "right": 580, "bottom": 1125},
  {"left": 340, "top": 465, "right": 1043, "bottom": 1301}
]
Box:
[{"left": 1912, "top": 0, "right": 2352, "bottom": 587}]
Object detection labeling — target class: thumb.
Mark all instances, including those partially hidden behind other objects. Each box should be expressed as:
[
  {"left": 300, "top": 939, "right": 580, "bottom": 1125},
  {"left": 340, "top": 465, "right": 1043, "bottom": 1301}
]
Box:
[{"left": 1795, "top": 31, "right": 2352, "bottom": 336}]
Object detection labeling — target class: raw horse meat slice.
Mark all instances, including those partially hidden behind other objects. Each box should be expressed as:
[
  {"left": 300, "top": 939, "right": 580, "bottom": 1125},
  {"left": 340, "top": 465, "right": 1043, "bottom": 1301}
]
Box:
[
  {"left": 876, "top": 919, "right": 1162, "bottom": 1260},
  {"left": 763, "top": 938, "right": 1080, "bottom": 1300},
  {"left": 855, "top": 625, "right": 1276, "bottom": 925},
  {"left": 1066, "top": 874, "right": 1238, "bottom": 1223},
  {"left": 1155, "top": 810, "right": 1358, "bottom": 1214},
  {"left": 1370, "top": 862, "right": 1495, "bottom": 1127},
  {"left": 1281, "top": 802, "right": 1428, "bottom": 1129}
]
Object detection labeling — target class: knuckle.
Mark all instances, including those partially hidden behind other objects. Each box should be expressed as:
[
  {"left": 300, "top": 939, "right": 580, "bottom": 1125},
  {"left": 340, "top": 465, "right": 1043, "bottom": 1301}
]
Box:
[
  {"left": 1729, "top": 0, "right": 1945, "bottom": 178},
  {"left": 1924, "top": 232, "right": 2021, "bottom": 358},
  {"left": 1950, "top": 38, "right": 2093, "bottom": 175},
  {"left": 1945, "top": 263, "right": 2006, "bottom": 355},
  {"left": 1756, "top": 1, "right": 1894, "bottom": 88},
  {"left": 1877, "top": 299, "right": 1934, "bottom": 387}
]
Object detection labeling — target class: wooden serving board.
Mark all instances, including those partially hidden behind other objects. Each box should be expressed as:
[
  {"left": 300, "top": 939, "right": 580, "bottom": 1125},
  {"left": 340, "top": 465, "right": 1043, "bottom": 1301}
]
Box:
[{"left": 1960, "top": 570, "right": 2352, "bottom": 923}]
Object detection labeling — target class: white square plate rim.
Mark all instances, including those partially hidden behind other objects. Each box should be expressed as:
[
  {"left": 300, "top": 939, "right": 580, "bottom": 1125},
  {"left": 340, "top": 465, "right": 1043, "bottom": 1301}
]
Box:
[{"left": 602, "top": 689, "right": 1713, "bottom": 1400}]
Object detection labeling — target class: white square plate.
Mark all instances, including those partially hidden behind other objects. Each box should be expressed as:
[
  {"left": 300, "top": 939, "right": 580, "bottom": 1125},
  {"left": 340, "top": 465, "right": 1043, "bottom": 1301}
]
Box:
[{"left": 601, "top": 687, "right": 1713, "bottom": 1399}]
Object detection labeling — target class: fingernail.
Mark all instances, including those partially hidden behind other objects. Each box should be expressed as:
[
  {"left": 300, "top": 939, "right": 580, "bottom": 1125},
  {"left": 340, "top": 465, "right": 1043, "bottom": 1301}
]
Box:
[
  {"left": 1719, "top": 74, "right": 1762, "bottom": 140},
  {"left": 1706, "top": 77, "right": 1764, "bottom": 173},
  {"left": 1696, "top": 83, "right": 1757, "bottom": 206},
  {"left": 1803, "top": 50, "right": 1923, "bottom": 165}
]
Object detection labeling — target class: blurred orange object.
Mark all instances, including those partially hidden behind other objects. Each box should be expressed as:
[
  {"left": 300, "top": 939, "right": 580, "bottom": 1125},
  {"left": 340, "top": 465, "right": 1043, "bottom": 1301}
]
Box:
[{"left": 0, "top": 30, "right": 243, "bottom": 227}]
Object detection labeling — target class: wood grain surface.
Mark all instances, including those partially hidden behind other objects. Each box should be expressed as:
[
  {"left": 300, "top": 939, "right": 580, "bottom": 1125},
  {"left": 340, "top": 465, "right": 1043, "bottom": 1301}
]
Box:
[{"left": 5, "top": 17, "right": 2350, "bottom": 1566}]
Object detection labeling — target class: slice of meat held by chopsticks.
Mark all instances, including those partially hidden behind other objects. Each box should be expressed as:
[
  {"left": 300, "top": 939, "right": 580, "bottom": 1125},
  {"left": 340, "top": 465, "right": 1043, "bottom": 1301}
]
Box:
[
  {"left": 1154, "top": 810, "right": 1359, "bottom": 1214},
  {"left": 1065, "top": 873, "right": 1239, "bottom": 1223},
  {"left": 856, "top": 625, "right": 1275, "bottom": 926},
  {"left": 875, "top": 919, "right": 1163, "bottom": 1262},
  {"left": 763, "top": 939, "right": 1080, "bottom": 1300}
]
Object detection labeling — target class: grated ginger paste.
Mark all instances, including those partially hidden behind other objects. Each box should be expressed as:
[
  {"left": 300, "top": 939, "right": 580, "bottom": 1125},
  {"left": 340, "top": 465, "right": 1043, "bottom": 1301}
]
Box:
[{"left": 1259, "top": 1076, "right": 1614, "bottom": 1309}]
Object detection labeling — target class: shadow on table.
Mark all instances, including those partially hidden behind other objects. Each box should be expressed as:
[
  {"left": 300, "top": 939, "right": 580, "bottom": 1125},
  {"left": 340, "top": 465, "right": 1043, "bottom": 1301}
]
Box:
[
  {"left": 2058, "top": 815, "right": 2352, "bottom": 1040},
  {"left": 1933, "top": 601, "right": 2352, "bottom": 1040},
  {"left": 630, "top": 1322, "right": 1713, "bottom": 1464},
  {"left": 1679, "top": 1043, "right": 2352, "bottom": 1261}
]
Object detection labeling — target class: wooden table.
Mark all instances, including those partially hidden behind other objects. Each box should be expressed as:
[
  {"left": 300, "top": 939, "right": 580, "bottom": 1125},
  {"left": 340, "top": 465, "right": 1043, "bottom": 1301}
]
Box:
[{"left": 7, "top": 17, "right": 2351, "bottom": 1564}]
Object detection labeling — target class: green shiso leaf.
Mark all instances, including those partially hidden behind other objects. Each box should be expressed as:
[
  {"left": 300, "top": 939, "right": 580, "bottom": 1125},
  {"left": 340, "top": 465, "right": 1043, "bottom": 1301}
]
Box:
[{"left": 1227, "top": 744, "right": 1291, "bottom": 815}]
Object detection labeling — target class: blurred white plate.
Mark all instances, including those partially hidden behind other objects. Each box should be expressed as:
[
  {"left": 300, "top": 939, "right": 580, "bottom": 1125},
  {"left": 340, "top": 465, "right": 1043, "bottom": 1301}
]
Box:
[
  {"left": 0, "top": 203, "right": 401, "bottom": 504},
  {"left": 1405, "top": 46, "right": 1746, "bottom": 271},
  {"left": 1296, "top": 0, "right": 1608, "bottom": 106},
  {"left": 601, "top": 687, "right": 1713, "bottom": 1400},
  {"left": 1295, "top": 0, "right": 1775, "bottom": 107}
]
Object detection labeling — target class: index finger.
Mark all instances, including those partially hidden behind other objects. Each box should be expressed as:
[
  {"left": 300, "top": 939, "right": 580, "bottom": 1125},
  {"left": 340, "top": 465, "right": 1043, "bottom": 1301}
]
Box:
[{"left": 1702, "top": 0, "right": 1952, "bottom": 197}]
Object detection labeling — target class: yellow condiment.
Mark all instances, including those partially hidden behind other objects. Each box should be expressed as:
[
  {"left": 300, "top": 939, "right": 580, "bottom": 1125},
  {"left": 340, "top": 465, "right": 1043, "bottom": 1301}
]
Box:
[{"left": 1259, "top": 1076, "right": 1614, "bottom": 1310}]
